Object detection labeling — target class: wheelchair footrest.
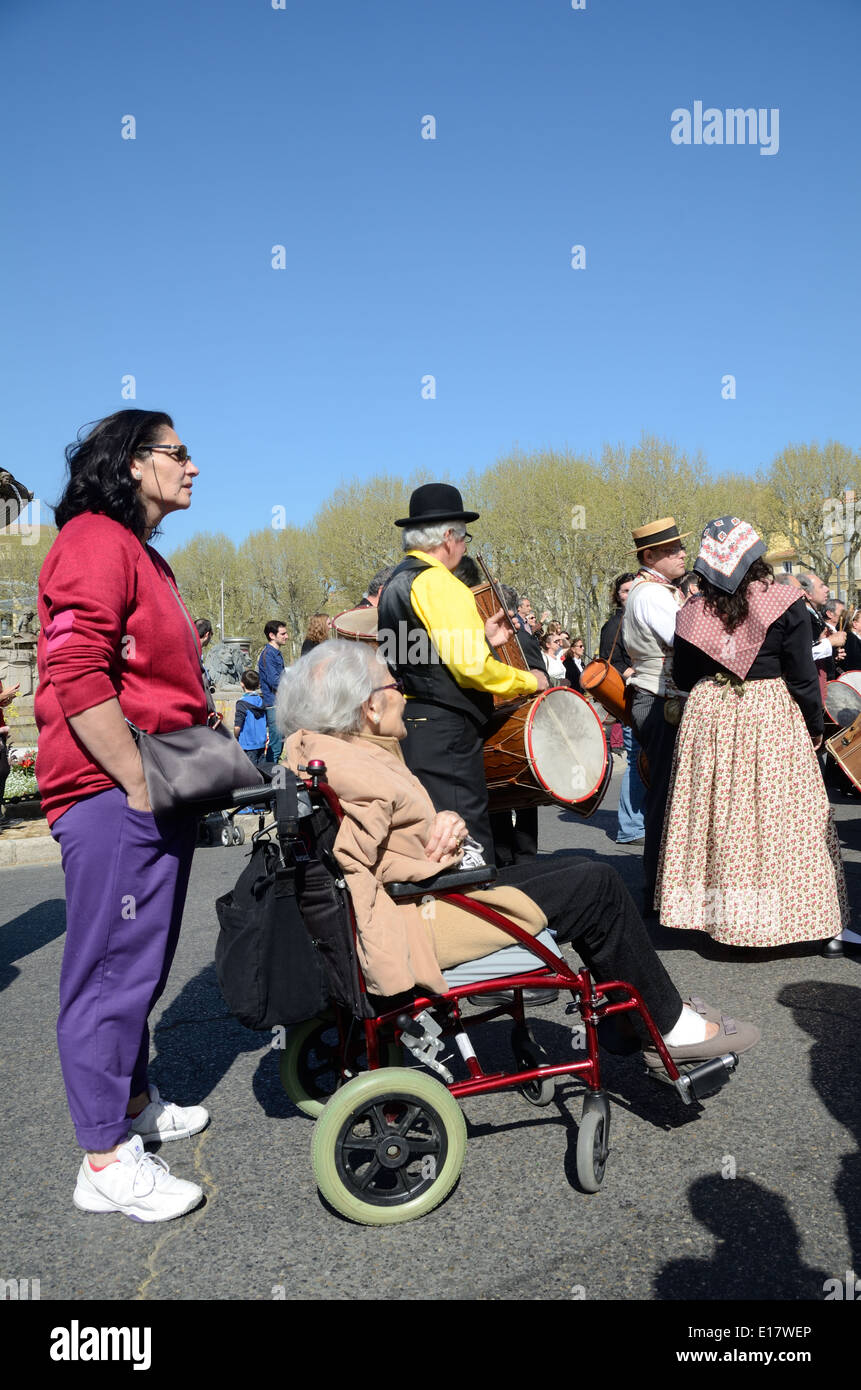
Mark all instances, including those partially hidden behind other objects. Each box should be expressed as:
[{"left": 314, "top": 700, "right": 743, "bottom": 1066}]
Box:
[{"left": 653, "top": 1052, "right": 739, "bottom": 1105}]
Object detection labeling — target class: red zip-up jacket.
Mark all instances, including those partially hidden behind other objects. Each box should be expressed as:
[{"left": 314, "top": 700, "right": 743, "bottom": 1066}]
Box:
[{"left": 35, "top": 513, "right": 208, "bottom": 826}]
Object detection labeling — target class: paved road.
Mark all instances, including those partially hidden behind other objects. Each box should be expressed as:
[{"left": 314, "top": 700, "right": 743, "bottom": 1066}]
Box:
[{"left": 2, "top": 762, "right": 859, "bottom": 1304}]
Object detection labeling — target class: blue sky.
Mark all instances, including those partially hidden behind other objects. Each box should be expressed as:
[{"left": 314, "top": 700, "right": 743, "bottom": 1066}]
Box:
[{"left": 2, "top": 0, "right": 859, "bottom": 544}]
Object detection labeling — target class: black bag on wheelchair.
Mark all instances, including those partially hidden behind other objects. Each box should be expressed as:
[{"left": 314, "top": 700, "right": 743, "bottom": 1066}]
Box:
[
  {"left": 215, "top": 837, "right": 329, "bottom": 1030},
  {"left": 291, "top": 802, "right": 376, "bottom": 1020}
]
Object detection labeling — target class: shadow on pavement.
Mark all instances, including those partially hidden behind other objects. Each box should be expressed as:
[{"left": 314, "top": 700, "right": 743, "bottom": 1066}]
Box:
[
  {"left": 0, "top": 898, "right": 66, "bottom": 991},
  {"left": 654, "top": 1174, "right": 830, "bottom": 1299},
  {"left": 778, "top": 980, "right": 861, "bottom": 1276},
  {"left": 148, "top": 960, "right": 265, "bottom": 1105}
]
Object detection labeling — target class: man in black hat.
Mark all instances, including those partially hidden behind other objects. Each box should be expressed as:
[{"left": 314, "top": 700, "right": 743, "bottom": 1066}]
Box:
[{"left": 377, "top": 484, "right": 539, "bottom": 863}]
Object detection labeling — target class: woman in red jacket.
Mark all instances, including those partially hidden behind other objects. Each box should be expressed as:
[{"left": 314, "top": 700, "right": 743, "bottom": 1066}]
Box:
[{"left": 36, "top": 410, "right": 210, "bottom": 1222}]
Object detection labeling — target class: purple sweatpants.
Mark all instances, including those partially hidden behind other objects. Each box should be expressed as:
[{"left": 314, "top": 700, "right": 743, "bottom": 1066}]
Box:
[{"left": 52, "top": 787, "right": 197, "bottom": 1150}]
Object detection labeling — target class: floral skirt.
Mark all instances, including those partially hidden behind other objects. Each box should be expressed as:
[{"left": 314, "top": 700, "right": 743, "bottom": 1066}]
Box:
[{"left": 656, "top": 677, "right": 848, "bottom": 947}]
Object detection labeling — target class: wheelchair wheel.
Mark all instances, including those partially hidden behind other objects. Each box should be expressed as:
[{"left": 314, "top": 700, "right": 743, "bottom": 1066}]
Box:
[
  {"left": 280, "top": 1017, "right": 401, "bottom": 1119},
  {"left": 575, "top": 1103, "right": 610, "bottom": 1193},
  {"left": 311, "top": 1067, "right": 467, "bottom": 1225},
  {"left": 511, "top": 1023, "right": 556, "bottom": 1107}
]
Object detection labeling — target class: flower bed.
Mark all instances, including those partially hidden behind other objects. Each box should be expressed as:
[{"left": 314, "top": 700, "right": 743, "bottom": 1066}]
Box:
[{"left": 3, "top": 752, "right": 40, "bottom": 803}]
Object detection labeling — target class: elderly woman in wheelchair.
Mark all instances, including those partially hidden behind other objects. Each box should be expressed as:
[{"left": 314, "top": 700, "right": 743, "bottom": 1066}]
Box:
[{"left": 270, "top": 640, "right": 758, "bottom": 1223}]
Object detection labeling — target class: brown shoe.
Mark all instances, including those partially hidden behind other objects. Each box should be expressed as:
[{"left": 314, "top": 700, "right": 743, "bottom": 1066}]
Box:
[{"left": 643, "top": 1011, "right": 760, "bottom": 1072}]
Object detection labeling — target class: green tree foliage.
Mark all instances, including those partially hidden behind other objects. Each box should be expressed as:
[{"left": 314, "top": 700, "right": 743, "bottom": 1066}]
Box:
[
  {"left": 0, "top": 519, "right": 57, "bottom": 623},
  {"left": 237, "top": 525, "right": 329, "bottom": 660},
  {"left": 312, "top": 474, "right": 422, "bottom": 613},
  {"left": 760, "top": 441, "right": 861, "bottom": 595},
  {"left": 158, "top": 435, "right": 859, "bottom": 659},
  {"left": 167, "top": 533, "right": 243, "bottom": 638}
]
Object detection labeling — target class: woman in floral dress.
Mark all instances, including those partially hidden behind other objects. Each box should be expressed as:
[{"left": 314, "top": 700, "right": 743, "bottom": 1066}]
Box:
[{"left": 656, "top": 517, "right": 848, "bottom": 949}]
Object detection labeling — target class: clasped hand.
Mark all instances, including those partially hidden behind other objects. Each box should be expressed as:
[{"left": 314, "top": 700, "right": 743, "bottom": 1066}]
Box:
[{"left": 424, "top": 810, "right": 468, "bottom": 863}]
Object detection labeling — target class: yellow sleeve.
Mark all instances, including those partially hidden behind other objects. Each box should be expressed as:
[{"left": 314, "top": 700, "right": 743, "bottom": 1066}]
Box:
[{"left": 410, "top": 565, "right": 538, "bottom": 700}]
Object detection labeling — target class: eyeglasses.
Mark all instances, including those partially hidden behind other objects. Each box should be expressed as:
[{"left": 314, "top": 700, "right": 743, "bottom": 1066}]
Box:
[
  {"left": 141, "top": 445, "right": 193, "bottom": 464},
  {"left": 372, "top": 679, "right": 405, "bottom": 695}
]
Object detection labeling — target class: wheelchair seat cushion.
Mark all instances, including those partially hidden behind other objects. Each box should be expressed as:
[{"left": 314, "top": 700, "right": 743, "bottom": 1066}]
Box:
[
  {"left": 430, "top": 886, "right": 548, "bottom": 969},
  {"left": 443, "top": 929, "right": 562, "bottom": 987}
]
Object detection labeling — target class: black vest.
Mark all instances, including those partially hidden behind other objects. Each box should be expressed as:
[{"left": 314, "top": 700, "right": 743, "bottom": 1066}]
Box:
[{"left": 377, "top": 554, "right": 494, "bottom": 728}]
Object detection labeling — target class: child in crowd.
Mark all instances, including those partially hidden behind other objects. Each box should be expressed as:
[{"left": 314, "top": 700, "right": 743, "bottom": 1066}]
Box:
[{"left": 233, "top": 670, "right": 269, "bottom": 813}]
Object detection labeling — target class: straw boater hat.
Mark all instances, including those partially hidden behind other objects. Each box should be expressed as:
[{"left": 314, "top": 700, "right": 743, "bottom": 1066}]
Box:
[{"left": 630, "top": 517, "right": 691, "bottom": 555}]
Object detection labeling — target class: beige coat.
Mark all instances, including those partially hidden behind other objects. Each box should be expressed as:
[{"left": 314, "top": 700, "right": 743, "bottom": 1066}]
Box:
[{"left": 284, "top": 729, "right": 546, "bottom": 996}]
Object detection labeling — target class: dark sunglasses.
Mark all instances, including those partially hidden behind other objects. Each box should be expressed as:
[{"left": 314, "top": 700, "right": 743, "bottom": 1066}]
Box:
[
  {"left": 371, "top": 679, "right": 405, "bottom": 695},
  {"left": 141, "top": 444, "right": 192, "bottom": 464}
]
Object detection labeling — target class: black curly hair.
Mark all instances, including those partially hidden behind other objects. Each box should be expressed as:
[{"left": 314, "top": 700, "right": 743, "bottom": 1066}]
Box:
[
  {"left": 697, "top": 557, "right": 775, "bottom": 633},
  {"left": 54, "top": 409, "right": 174, "bottom": 540}
]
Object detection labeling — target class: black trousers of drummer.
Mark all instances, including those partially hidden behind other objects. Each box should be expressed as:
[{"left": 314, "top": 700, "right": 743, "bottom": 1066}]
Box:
[{"left": 402, "top": 700, "right": 497, "bottom": 866}]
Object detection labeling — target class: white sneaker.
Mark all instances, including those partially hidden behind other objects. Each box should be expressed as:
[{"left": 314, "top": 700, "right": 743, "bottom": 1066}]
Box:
[
  {"left": 73, "top": 1136, "right": 204, "bottom": 1222},
  {"left": 127, "top": 1084, "right": 210, "bottom": 1143}
]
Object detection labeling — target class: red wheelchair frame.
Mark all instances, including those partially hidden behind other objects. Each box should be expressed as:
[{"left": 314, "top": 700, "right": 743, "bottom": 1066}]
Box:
[{"left": 245, "top": 763, "right": 738, "bottom": 1224}]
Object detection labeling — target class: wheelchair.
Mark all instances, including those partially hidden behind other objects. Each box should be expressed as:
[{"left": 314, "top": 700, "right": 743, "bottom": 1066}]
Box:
[{"left": 228, "top": 762, "right": 740, "bottom": 1226}]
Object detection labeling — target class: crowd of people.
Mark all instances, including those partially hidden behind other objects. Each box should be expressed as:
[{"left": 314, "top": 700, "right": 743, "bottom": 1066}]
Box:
[{"left": 21, "top": 407, "right": 857, "bottom": 1225}]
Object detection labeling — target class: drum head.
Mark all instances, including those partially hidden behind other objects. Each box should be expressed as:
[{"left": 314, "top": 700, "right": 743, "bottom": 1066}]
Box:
[
  {"left": 526, "top": 688, "right": 608, "bottom": 806},
  {"left": 837, "top": 669, "right": 861, "bottom": 698},
  {"left": 825, "top": 679, "right": 861, "bottom": 729},
  {"left": 329, "top": 607, "right": 379, "bottom": 644}
]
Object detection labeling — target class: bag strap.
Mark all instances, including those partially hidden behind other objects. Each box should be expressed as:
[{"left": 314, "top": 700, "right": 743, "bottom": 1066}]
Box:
[
  {"left": 162, "top": 578, "right": 221, "bottom": 724},
  {"left": 606, "top": 609, "right": 623, "bottom": 666}
]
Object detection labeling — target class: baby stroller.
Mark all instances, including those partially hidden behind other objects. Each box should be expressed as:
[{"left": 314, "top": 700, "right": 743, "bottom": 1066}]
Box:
[
  {"left": 219, "top": 765, "right": 741, "bottom": 1226},
  {"left": 197, "top": 807, "right": 246, "bottom": 848}
]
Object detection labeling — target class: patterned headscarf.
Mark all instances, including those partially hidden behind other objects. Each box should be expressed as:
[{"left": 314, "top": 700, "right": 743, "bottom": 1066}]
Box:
[{"left": 693, "top": 517, "right": 765, "bottom": 595}]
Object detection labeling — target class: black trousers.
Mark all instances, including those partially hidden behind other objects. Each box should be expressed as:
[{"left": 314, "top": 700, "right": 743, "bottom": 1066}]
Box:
[
  {"left": 630, "top": 689, "right": 680, "bottom": 910},
  {"left": 403, "top": 701, "right": 496, "bottom": 865},
  {"left": 490, "top": 806, "right": 539, "bottom": 865},
  {"left": 496, "top": 855, "right": 683, "bottom": 1040}
]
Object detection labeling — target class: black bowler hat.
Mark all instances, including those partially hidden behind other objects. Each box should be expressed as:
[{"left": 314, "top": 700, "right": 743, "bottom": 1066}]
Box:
[{"left": 395, "top": 483, "right": 480, "bottom": 528}]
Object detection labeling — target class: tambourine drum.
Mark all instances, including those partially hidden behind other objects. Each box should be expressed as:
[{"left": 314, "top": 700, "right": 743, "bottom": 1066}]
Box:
[
  {"left": 836, "top": 668, "right": 861, "bottom": 698},
  {"left": 824, "top": 678, "right": 861, "bottom": 733},
  {"left": 329, "top": 607, "right": 380, "bottom": 645},
  {"left": 484, "top": 687, "right": 610, "bottom": 819}
]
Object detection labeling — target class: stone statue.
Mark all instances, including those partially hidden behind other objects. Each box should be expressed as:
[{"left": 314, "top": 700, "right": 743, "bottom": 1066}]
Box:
[
  {"left": 0, "top": 471, "right": 34, "bottom": 527},
  {"left": 205, "top": 641, "right": 251, "bottom": 689}
]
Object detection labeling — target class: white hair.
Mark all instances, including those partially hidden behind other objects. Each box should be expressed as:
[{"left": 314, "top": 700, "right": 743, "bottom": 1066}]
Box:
[
  {"left": 276, "top": 640, "right": 389, "bottom": 737},
  {"left": 402, "top": 520, "right": 466, "bottom": 552}
]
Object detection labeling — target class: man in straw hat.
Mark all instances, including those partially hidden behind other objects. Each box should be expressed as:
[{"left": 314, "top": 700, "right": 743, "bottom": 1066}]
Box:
[
  {"left": 623, "top": 517, "right": 690, "bottom": 917},
  {"left": 377, "top": 483, "right": 539, "bottom": 863}
]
